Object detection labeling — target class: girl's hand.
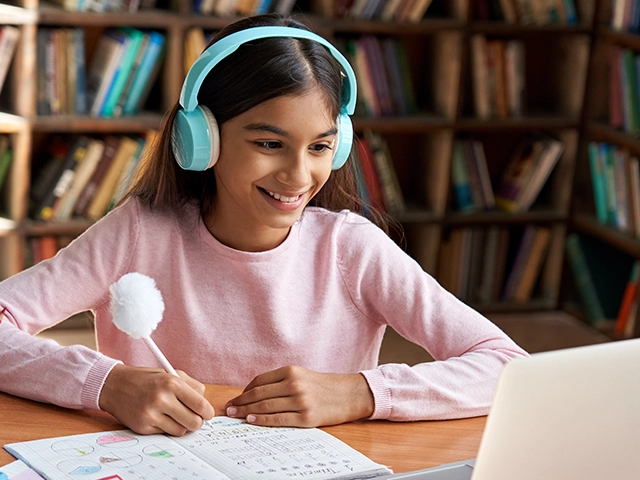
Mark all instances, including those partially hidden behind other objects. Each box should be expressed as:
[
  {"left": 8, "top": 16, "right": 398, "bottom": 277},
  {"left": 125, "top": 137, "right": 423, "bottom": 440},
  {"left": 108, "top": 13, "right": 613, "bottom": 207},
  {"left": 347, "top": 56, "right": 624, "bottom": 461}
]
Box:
[
  {"left": 99, "top": 364, "right": 215, "bottom": 436},
  {"left": 225, "top": 366, "right": 375, "bottom": 427}
]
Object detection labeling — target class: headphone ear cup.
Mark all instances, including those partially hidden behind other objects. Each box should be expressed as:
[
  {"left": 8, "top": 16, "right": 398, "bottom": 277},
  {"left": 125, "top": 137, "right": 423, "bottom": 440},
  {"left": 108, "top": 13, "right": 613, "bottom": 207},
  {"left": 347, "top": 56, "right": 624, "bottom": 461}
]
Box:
[
  {"left": 171, "top": 105, "right": 220, "bottom": 171},
  {"left": 332, "top": 113, "right": 353, "bottom": 170}
]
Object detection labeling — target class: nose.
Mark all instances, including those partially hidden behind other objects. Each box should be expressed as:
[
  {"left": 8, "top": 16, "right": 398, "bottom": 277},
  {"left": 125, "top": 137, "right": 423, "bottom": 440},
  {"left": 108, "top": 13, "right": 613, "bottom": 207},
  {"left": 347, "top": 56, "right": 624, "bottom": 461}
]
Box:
[{"left": 275, "top": 149, "right": 312, "bottom": 187}]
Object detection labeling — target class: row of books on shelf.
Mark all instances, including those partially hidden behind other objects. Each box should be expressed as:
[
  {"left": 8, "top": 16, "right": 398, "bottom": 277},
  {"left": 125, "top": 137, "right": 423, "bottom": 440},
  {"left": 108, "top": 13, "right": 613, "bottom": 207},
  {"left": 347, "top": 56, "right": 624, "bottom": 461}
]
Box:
[
  {"left": 609, "top": 47, "right": 640, "bottom": 134},
  {"left": 437, "top": 224, "right": 551, "bottom": 305},
  {"left": 37, "top": 27, "right": 165, "bottom": 117},
  {"left": 451, "top": 135, "right": 564, "bottom": 214},
  {"left": 48, "top": 0, "right": 158, "bottom": 13},
  {"left": 353, "top": 130, "right": 405, "bottom": 216},
  {"left": 30, "top": 131, "right": 157, "bottom": 223},
  {"left": 472, "top": 0, "right": 578, "bottom": 25},
  {"left": 333, "top": 0, "right": 434, "bottom": 23},
  {"left": 336, "top": 35, "right": 417, "bottom": 118},
  {"left": 611, "top": 0, "right": 640, "bottom": 32},
  {"left": 565, "top": 233, "right": 639, "bottom": 338},
  {"left": 0, "top": 25, "right": 19, "bottom": 98},
  {"left": 587, "top": 142, "right": 640, "bottom": 239},
  {"left": 471, "top": 35, "right": 526, "bottom": 120},
  {"left": 193, "top": 0, "right": 297, "bottom": 16}
]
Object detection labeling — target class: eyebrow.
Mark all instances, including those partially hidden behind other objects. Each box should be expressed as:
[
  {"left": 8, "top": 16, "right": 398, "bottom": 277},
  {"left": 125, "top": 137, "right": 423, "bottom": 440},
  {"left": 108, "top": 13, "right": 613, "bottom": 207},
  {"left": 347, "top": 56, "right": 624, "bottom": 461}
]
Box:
[{"left": 244, "top": 123, "right": 338, "bottom": 139}]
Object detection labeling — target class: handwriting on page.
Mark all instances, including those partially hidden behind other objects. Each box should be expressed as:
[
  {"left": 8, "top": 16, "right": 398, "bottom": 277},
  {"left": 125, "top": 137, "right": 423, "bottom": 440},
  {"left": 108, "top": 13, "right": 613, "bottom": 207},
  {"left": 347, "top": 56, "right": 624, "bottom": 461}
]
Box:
[{"left": 176, "top": 417, "right": 388, "bottom": 479}]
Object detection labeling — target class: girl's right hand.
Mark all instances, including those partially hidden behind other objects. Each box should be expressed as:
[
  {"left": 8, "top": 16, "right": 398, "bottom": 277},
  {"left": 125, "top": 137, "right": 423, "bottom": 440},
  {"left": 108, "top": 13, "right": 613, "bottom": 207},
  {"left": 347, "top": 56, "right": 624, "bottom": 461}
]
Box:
[{"left": 98, "top": 364, "right": 215, "bottom": 436}]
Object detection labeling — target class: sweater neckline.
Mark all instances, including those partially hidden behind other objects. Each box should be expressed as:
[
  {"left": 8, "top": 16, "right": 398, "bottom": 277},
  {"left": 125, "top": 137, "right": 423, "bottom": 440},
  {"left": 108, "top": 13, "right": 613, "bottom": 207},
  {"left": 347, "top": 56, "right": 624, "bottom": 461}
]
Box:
[{"left": 197, "top": 213, "right": 300, "bottom": 261}]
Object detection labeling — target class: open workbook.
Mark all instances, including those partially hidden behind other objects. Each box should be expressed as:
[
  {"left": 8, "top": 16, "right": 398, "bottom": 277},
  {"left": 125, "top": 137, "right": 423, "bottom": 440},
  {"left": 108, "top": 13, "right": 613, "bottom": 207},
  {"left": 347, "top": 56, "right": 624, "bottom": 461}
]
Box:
[{"left": 4, "top": 416, "right": 393, "bottom": 480}]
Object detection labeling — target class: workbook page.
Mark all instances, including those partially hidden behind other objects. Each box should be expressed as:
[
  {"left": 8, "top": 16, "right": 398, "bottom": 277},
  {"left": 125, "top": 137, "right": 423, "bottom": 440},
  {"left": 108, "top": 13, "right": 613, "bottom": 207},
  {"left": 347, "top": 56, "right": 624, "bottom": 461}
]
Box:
[
  {"left": 5, "top": 430, "right": 231, "bottom": 480},
  {"left": 173, "top": 416, "right": 393, "bottom": 479}
]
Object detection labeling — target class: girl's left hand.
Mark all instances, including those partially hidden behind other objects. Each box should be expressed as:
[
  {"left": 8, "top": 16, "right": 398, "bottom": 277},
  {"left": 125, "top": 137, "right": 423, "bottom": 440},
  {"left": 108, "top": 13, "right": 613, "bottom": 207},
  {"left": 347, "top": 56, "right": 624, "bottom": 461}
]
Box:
[{"left": 224, "top": 366, "right": 375, "bottom": 427}]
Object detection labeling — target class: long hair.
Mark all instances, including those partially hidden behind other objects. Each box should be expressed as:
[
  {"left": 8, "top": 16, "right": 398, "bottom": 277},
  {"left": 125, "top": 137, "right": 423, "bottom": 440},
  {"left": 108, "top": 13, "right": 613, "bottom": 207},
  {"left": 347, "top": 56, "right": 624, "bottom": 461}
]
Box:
[{"left": 123, "top": 14, "right": 390, "bottom": 232}]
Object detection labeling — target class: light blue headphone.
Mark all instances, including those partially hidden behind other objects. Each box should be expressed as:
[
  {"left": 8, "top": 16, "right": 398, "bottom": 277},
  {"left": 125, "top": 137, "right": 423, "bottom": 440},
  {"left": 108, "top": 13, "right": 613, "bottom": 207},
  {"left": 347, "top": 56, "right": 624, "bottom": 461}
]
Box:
[{"left": 171, "top": 26, "right": 358, "bottom": 172}]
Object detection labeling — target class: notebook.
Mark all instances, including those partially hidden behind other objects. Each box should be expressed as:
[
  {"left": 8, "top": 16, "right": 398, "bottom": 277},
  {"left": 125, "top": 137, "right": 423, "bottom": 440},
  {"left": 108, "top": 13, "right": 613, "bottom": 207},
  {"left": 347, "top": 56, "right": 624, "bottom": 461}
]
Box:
[
  {"left": 5, "top": 416, "right": 392, "bottom": 479},
  {"left": 379, "top": 337, "right": 640, "bottom": 480}
]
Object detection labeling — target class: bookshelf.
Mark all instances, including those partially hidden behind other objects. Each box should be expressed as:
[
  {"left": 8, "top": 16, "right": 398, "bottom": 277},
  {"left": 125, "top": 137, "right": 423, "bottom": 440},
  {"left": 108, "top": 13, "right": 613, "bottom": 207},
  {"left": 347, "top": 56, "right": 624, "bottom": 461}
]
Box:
[
  {"left": 0, "top": 0, "right": 597, "bottom": 317},
  {"left": 569, "top": 0, "right": 640, "bottom": 337}
]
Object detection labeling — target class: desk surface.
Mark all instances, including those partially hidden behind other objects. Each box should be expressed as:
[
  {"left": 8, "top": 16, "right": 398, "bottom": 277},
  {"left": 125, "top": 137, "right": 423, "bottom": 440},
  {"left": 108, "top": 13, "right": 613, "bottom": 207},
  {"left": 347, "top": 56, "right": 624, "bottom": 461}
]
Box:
[{"left": 0, "top": 385, "right": 486, "bottom": 473}]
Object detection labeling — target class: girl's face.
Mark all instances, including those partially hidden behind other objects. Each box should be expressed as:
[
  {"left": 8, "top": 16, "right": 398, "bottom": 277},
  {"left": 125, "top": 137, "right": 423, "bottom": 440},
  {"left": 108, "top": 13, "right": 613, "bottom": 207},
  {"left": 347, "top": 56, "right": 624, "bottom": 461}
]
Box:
[{"left": 206, "top": 85, "right": 337, "bottom": 252}]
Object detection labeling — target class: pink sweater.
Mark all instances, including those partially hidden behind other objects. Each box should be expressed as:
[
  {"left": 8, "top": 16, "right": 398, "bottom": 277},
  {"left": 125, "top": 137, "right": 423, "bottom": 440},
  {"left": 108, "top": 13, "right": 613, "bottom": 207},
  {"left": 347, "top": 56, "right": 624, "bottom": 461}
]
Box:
[{"left": 0, "top": 199, "right": 527, "bottom": 421}]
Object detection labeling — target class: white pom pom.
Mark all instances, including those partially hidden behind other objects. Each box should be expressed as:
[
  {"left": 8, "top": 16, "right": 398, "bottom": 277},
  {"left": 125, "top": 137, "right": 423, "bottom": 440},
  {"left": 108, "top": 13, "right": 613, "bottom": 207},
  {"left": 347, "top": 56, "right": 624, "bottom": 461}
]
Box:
[{"left": 109, "top": 272, "right": 165, "bottom": 339}]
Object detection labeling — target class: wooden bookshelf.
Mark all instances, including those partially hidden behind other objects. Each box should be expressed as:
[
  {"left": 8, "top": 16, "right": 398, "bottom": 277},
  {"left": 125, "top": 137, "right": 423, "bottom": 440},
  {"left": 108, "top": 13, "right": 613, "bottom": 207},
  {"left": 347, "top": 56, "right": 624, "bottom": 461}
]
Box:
[
  {"left": 569, "top": 0, "right": 640, "bottom": 337},
  {"left": 0, "top": 0, "right": 599, "bottom": 316}
]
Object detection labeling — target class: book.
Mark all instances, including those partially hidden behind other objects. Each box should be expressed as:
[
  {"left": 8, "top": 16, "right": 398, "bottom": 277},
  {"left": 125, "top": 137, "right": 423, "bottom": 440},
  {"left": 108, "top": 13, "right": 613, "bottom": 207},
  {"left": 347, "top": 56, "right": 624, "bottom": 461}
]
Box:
[
  {"left": 515, "top": 137, "right": 563, "bottom": 212},
  {"left": 565, "top": 233, "right": 632, "bottom": 328},
  {"left": 86, "top": 136, "right": 140, "bottom": 220},
  {"left": 629, "top": 155, "right": 640, "bottom": 238},
  {"left": 106, "top": 136, "right": 146, "bottom": 211},
  {"left": 511, "top": 226, "right": 550, "bottom": 302},
  {"left": 587, "top": 141, "right": 608, "bottom": 224},
  {"left": 600, "top": 142, "right": 619, "bottom": 226},
  {"left": 5, "top": 416, "right": 393, "bottom": 480},
  {"left": 615, "top": 259, "right": 640, "bottom": 337},
  {"left": 112, "top": 32, "right": 149, "bottom": 118},
  {"left": 354, "top": 135, "right": 385, "bottom": 211},
  {"left": 0, "top": 26, "right": 20, "bottom": 96},
  {"left": 73, "top": 135, "right": 121, "bottom": 218},
  {"left": 0, "top": 459, "right": 43, "bottom": 479},
  {"left": 0, "top": 136, "right": 12, "bottom": 193},
  {"left": 363, "top": 129, "right": 405, "bottom": 215},
  {"left": 468, "top": 139, "right": 495, "bottom": 210},
  {"left": 35, "top": 137, "right": 90, "bottom": 221},
  {"left": 471, "top": 34, "right": 491, "bottom": 119},
  {"left": 406, "top": 0, "right": 434, "bottom": 23},
  {"left": 504, "top": 39, "right": 526, "bottom": 117},
  {"left": 36, "top": 29, "right": 50, "bottom": 116},
  {"left": 494, "top": 138, "right": 544, "bottom": 212},
  {"left": 53, "top": 138, "right": 105, "bottom": 221},
  {"left": 101, "top": 27, "right": 146, "bottom": 118},
  {"left": 451, "top": 139, "right": 475, "bottom": 212},
  {"left": 610, "top": 47, "right": 624, "bottom": 129},
  {"left": 86, "top": 29, "right": 130, "bottom": 117},
  {"left": 122, "top": 30, "right": 165, "bottom": 116},
  {"left": 502, "top": 225, "right": 537, "bottom": 301}
]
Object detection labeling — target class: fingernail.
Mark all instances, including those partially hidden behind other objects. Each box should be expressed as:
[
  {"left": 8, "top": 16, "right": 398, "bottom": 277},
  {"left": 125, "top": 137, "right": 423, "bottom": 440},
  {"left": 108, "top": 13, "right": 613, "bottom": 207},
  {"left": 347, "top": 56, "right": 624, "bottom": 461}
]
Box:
[
  {"left": 247, "top": 415, "right": 256, "bottom": 424},
  {"left": 226, "top": 406, "right": 237, "bottom": 416}
]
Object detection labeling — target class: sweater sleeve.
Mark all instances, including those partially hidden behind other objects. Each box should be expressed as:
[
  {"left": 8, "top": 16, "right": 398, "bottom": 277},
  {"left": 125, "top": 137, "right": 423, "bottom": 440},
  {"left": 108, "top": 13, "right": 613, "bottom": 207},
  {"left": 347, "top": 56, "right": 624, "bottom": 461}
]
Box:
[
  {"left": 336, "top": 214, "right": 529, "bottom": 421},
  {"left": 0, "top": 200, "right": 141, "bottom": 410}
]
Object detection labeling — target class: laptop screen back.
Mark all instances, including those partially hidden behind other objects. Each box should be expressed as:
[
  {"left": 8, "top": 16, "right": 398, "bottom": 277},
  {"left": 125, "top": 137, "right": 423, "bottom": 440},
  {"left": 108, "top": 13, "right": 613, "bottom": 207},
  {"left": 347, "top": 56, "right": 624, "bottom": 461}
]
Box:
[{"left": 471, "top": 338, "right": 640, "bottom": 480}]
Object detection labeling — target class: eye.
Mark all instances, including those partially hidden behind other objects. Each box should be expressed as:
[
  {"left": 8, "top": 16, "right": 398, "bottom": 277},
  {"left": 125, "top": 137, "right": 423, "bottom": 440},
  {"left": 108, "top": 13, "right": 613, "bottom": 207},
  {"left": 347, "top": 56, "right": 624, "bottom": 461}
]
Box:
[
  {"left": 255, "top": 141, "right": 282, "bottom": 150},
  {"left": 310, "top": 143, "right": 333, "bottom": 154}
]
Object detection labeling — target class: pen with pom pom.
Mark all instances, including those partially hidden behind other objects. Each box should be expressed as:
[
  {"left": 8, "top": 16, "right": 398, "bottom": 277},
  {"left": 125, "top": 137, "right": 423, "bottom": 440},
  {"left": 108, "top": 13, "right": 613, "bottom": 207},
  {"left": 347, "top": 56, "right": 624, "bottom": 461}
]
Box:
[{"left": 109, "top": 272, "right": 178, "bottom": 376}]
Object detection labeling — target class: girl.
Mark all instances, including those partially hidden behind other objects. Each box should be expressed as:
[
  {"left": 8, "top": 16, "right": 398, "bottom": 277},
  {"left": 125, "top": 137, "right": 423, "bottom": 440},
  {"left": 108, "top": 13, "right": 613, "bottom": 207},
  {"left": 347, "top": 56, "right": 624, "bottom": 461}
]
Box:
[{"left": 0, "top": 14, "right": 527, "bottom": 437}]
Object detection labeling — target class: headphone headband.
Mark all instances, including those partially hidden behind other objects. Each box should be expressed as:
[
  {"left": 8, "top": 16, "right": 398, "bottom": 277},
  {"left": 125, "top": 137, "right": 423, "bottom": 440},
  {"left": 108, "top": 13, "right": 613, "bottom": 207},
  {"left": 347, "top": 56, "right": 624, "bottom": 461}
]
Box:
[
  {"left": 179, "top": 26, "right": 357, "bottom": 114},
  {"left": 172, "top": 25, "right": 357, "bottom": 171}
]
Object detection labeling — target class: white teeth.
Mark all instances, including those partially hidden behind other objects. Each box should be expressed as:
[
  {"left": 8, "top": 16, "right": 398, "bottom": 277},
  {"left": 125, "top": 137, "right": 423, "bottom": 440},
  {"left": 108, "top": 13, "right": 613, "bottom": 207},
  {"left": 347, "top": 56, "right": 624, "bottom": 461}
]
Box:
[{"left": 267, "top": 191, "right": 300, "bottom": 203}]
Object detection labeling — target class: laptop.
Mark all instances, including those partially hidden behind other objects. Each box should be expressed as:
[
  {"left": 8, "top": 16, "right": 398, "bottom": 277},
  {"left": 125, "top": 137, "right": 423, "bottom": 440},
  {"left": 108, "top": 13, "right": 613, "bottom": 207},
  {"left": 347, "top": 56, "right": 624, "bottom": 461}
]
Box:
[{"left": 377, "top": 338, "right": 640, "bottom": 480}]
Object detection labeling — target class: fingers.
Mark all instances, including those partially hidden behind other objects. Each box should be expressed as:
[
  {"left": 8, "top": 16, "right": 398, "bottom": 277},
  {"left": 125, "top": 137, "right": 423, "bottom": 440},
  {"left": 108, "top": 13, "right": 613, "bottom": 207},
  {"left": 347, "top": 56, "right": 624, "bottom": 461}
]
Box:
[{"left": 99, "top": 365, "right": 214, "bottom": 436}]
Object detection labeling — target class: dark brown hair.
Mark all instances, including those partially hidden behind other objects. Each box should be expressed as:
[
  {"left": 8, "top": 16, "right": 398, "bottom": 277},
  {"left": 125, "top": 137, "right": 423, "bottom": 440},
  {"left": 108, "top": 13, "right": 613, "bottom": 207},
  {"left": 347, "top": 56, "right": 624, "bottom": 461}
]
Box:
[{"left": 124, "top": 14, "right": 389, "bottom": 232}]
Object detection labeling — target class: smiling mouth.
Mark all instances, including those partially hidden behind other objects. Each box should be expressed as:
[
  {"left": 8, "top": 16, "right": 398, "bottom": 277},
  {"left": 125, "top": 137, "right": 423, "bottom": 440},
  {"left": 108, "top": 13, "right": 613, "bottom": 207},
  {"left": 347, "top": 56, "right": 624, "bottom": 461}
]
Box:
[{"left": 263, "top": 189, "right": 302, "bottom": 203}]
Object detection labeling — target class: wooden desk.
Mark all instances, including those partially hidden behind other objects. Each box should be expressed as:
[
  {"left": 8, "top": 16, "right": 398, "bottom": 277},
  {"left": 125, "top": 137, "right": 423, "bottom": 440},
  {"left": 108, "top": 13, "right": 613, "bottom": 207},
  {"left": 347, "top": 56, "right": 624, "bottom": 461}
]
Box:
[{"left": 0, "top": 385, "right": 486, "bottom": 474}]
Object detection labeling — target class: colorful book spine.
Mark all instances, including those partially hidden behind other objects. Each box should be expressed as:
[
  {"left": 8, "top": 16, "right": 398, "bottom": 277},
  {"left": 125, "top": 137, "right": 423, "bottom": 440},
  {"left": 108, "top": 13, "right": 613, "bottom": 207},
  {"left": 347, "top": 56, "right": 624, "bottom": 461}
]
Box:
[
  {"left": 587, "top": 142, "right": 608, "bottom": 224},
  {"left": 122, "top": 31, "right": 165, "bottom": 116},
  {"left": 101, "top": 27, "right": 145, "bottom": 118},
  {"left": 565, "top": 233, "right": 606, "bottom": 326}
]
